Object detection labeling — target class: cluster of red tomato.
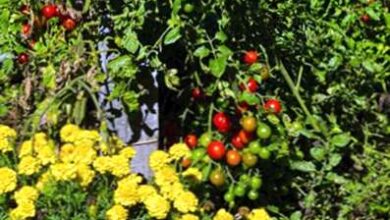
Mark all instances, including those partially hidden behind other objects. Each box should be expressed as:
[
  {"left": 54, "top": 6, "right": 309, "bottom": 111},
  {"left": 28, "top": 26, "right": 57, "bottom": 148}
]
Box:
[
  {"left": 17, "top": 4, "right": 78, "bottom": 64},
  {"left": 183, "top": 50, "right": 283, "bottom": 202}
]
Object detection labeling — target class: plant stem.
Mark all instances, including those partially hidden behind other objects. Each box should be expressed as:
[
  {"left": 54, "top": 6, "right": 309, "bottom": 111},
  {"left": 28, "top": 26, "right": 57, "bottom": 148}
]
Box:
[
  {"left": 208, "top": 103, "right": 214, "bottom": 133},
  {"left": 277, "top": 59, "right": 322, "bottom": 133}
]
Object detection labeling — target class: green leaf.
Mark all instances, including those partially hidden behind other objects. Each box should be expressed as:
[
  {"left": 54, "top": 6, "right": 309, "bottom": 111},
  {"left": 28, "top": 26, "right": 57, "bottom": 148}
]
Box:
[
  {"left": 209, "top": 56, "right": 227, "bottom": 78},
  {"left": 326, "top": 172, "right": 348, "bottom": 184},
  {"left": 384, "top": 13, "right": 390, "bottom": 29},
  {"left": 217, "top": 45, "right": 233, "bottom": 57},
  {"left": 239, "top": 91, "right": 260, "bottom": 106},
  {"left": 328, "top": 153, "right": 342, "bottom": 168},
  {"left": 331, "top": 133, "right": 351, "bottom": 147},
  {"left": 122, "top": 30, "right": 139, "bottom": 53},
  {"left": 194, "top": 46, "right": 210, "bottom": 58},
  {"left": 215, "top": 31, "right": 227, "bottom": 42},
  {"left": 164, "top": 27, "right": 181, "bottom": 45},
  {"left": 290, "top": 161, "right": 317, "bottom": 172},
  {"left": 365, "top": 8, "right": 380, "bottom": 21},
  {"left": 290, "top": 211, "right": 302, "bottom": 220},
  {"left": 310, "top": 147, "right": 325, "bottom": 161},
  {"left": 42, "top": 65, "right": 56, "bottom": 89}
]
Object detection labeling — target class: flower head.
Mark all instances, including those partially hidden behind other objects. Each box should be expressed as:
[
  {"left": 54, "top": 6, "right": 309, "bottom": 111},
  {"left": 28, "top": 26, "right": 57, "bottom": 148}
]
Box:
[
  {"left": 213, "top": 209, "right": 234, "bottom": 220},
  {"left": 247, "top": 208, "right": 271, "bottom": 220},
  {"left": 144, "top": 194, "right": 170, "bottom": 219},
  {"left": 14, "top": 186, "right": 39, "bottom": 205},
  {"left": 149, "top": 150, "right": 171, "bottom": 172},
  {"left": 106, "top": 205, "right": 128, "bottom": 220},
  {"left": 173, "top": 190, "right": 199, "bottom": 213},
  {"left": 18, "top": 156, "right": 42, "bottom": 176},
  {"left": 169, "top": 143, "right": 191, "bottom": 161},
  {"left": 0, "top": 167, "right": 17, "bottom": 194}
]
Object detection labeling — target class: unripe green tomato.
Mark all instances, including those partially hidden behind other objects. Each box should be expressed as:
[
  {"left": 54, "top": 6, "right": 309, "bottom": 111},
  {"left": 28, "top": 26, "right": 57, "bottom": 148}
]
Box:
[
  {"left": 248, "top": 141, "right": 261, "bottom": 154},
  {"left": 199, "top": 132, "right": 212, "bottom": 147},
  {"left": 250, "top": 176, "right": 262, "bottom": 189},
  {"left": 234, "top": 184, "right": 246, "bottom": 197},
  {"left": 183, "top": 3, "right": 194, "bottom": 13},
  {"left": 224, "top": 192, "right": 235, "bottom": 203},
  {"left": 258, "top": 147, "right": 271, "bottom": 160},
  {"left": 247, "top": 189, "right": 259, "bottom": 200},
  {"left": 256, "top": 123, "right": 272, "bottom": 139}
]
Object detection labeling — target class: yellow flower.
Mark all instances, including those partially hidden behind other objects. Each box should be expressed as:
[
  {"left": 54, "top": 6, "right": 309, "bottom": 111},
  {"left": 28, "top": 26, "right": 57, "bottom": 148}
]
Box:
[
  {"left": 18, "top": 156, "right": 42, "bottom": 176},
  {"left": 9, "top": 202, "right": 36, "bottom": 220},
  {"left": 72, "top": 144, "right": 97, "bottom": 165},
  {"left": 19, "top": 141, "right": 33, "bottom": 158},
  {"left": 154, "top": 166, "right": 179, "bottom": 186},
  {"left": 0, "top": 125, "right": 16, "bottom": 153},
  {"left": 144, "top": 194, "right": 170, "bottom": 219},
  {"left": 169, "top": 143, "right": 191, "bottom": 161},
  {"left": 173, "top": 191, "right": 198, "bottom": 213},
  {"left": 138, "top": 185, "right": 157, "bottom": 202},
  {"left": 179, "top": 214, "right": 200, "bottom": 220},
  {"left": 213, "top": 209, "right": 234, "bottom": 220},
  {"left": 60, "top": 124, "right": 80, "bottom": 142},
  {"left": 0, "top": 167, "right": 17, "bottom": 194},
  {"left": 36, "top": 143, "right": 56, "bottom": 165},
  {"left": 0, "top": 125, "right": 17, "bottom": 138},
  {"left": 50, "top": 163, "right": 77, "bottom": 181},
  {"left": 76, "top": 164, "right": 95, "bottom": 187},
  {"left": 73, "top": 130, "right": 100, "bottom": 148},
  {"left": 247, "top": 208, "right": 271, "bottom": 220},
  {"left": 114, "top": 175, "right": 142, "bottom": 207},
  {"left": 93, "top": 156, "right": 112, "bottom": 174},
  {"left": 31, "top": 133, "right": 48, "bottom": 149},
  {"left": 149, "top": 151, "right": 171, "bottom": 172},
  {"left": 120, "top": 147, "right": 136, "bottom": 159},
  {"left": 159, "top": 182, "right": 184, "bottom": 201},
  {"left": 14, "top": 186, "right": 39, "bottom": 205},
  {"left": 106, "top": 205, "right": 128, "bottom": 220},
  {"left": 110, "top": 155, "right": 130, "bottom": 177},
  {"left": 182, "top": 167, "right": 202, "bottom": 181},
  {"left": 59, "top": 143, "right": 76, "bottom": 163}
]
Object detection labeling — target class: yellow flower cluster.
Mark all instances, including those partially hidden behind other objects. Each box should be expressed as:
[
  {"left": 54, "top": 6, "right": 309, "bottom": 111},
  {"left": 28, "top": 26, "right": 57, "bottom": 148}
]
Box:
[
  {"left": 10, "top": 186, "right": 39, "bottom": 220},
  {"left": 213, "top": 208, "right": 234, "bottom": 220},
  {"left": 247, "top": 208, "right": 271, "bottom": 220},
  {"left": 0, "top": 125, "right": 16, "bottom": 153},
  {"left": 0, "top": 167, "right": 17, "bottom": 194},
  {"left": 106, "top": 205, "right": 128, "bottom": 220}
]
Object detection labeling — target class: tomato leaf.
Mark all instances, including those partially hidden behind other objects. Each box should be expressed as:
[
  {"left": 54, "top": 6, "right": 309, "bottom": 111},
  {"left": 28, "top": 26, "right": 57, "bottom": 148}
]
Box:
[
  {"left": 310, "top": 147, "right": 325, "bottom": 161},
  {"left": 122, "top": 29, "right": 139, "bottom": 53},
  {"left": 209, "top": 56, "right": 227, "bottom": 78},
  {"left": 331, "top": 133, "right": 351, "bottom": 148},
  {"left": 164, "top": 27, "right": 181, "bottom": 45},
  {"left": 328, "top": 153, "right": 342, "bottom": 168},
  {"left": 194, "top": 46, "right": 210, "bottom": 58},
  {"left": 239, "top": 91, "right": 260, "bottom": 106},
  {"left": 290, "top": 161, "right": 317, "bottom": 172},
  {"left": 290, "top": 211, "right": 302, "bottom": 220}
]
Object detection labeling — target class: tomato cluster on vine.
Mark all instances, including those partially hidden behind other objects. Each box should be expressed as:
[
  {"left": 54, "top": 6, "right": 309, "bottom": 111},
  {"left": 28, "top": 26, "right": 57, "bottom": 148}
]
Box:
[{"left": 16, "top": 3, "right": 79, "bottom": 65}]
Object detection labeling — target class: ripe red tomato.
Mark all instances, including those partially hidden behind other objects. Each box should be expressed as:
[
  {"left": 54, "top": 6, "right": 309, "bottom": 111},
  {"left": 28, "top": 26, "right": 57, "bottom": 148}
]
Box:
[
  {"left": 41, "top": 4, "right": 58, "bottom": 19},
  {"left": 213, "top": 112, "right": 231, "bottom": 133},
  {"left": 207, "top": 141, "right": 226, "bottom": 160},
  {"left": 231, "top": 134, "right": 245, "bottom": 150},
  {"left": 361, "top": 14, "right": 370, "bottom": 23},
  {"left": 243, "top": 51, "right": 258, "bottom": 65},
  {"left": 191, "top": 87, "right": 203, "bottom": 100},
  {"left": 184, "top": 134, "right": 198, "bottom": 149},
  {"left": 21, "top": 23, "right": 31, "bottom": 36},
  {"left": 62, "top": 17, "right": 77, "bottom": 31},
  {"left": 240, "top": 78, "right": 259, "bottom": 93},
  {"left": 17, "top": 53, "right": 29, "bottom": 64},
  {"left": 238, "top": 130, "right": 253, "bottom": 144},
  {"left": 264, "top": 99, "right": 282, "bottom": 114},
  {"left": 226, "top": 150, "right": 241, "bottom": 166},
  {"left": 20, "top": 5, "right": 30, "bottom": 15}
]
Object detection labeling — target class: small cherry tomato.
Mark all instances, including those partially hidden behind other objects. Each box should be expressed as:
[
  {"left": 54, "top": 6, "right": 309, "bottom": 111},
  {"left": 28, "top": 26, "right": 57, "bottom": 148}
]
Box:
[
  {"left": 209, "top": 169, "right": 225, "bottom": 187},
  {"left": 238, "top": 130, "right": 253, "bottom": 144},
  {"left": 243, "top": 50, "right": 258, "bottom": 65},
  {"left": 248, "top": 141, "right": 262, "bottom": 154},
  {"left": 248, "top": 189, "right": 259, "bottom": 200},
  {"left": 256, "top": 123, "right": 272, "bottom": 139},
  {"left": 181, "top": 157, "right": 192, "bottom": 169},
  {"left": 62, "top": 17, "right": 77, "bottom": 31},
  {"left": 240, "top": 116, "right": 257, "bottom": 132},
  {"left": 231, "top": 134, "right": 245, "bottom": 150},
  {"left": 191, "top": 87, "right": 203, "bottom": 100},
  {"left": 361, "top": 14, "right": 370, "bottom": 23},
  {"left": 258, "top": 147, "right": 271, "bottom": 160},
  {"left": 17, "top": 53, "right": 29, "bottom": 64},
  {"left": 199, "top": 132, "right": 212, "bottom": 147},
  {"left": 226, "top": 150, "right": 241, "bottom": 166},
  {"left": 41, "top": 4, "right": 58, "bottom": 19},
  {"left": 242, "top": 153, "right": 258, "bottom": 167},
  {"left": 21, "top": 23, "right": 31, "bottom": 36},
  {"left": 207, "top": 141, "right": 226, "bottom": 160},
  {"left": 234, "top": 184, "right": 246, "bottom": 197},
  {"left": 250, "top": 176, "right": 262, "bottom": 189},
  {"left": 264, "top": 99, "right": 282, "bottom": 114},
  {"left": 184, "top": 134, "right": 198, "bottom": 149},
  {"left": 183, "top": 3, "right": 195, "bottom": 13},
  {"left": 213, "top": 112, "right": 231, "bottom": 133}
]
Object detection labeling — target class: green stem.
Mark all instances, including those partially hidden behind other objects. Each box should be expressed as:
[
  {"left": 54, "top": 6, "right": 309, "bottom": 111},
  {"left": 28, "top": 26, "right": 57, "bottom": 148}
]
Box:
[
  {"left": 208, "top": 103, "right": 215, "bottom": 133},
  {"left": 277, "top": 59, "right": 322, "bottom": 133}
]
